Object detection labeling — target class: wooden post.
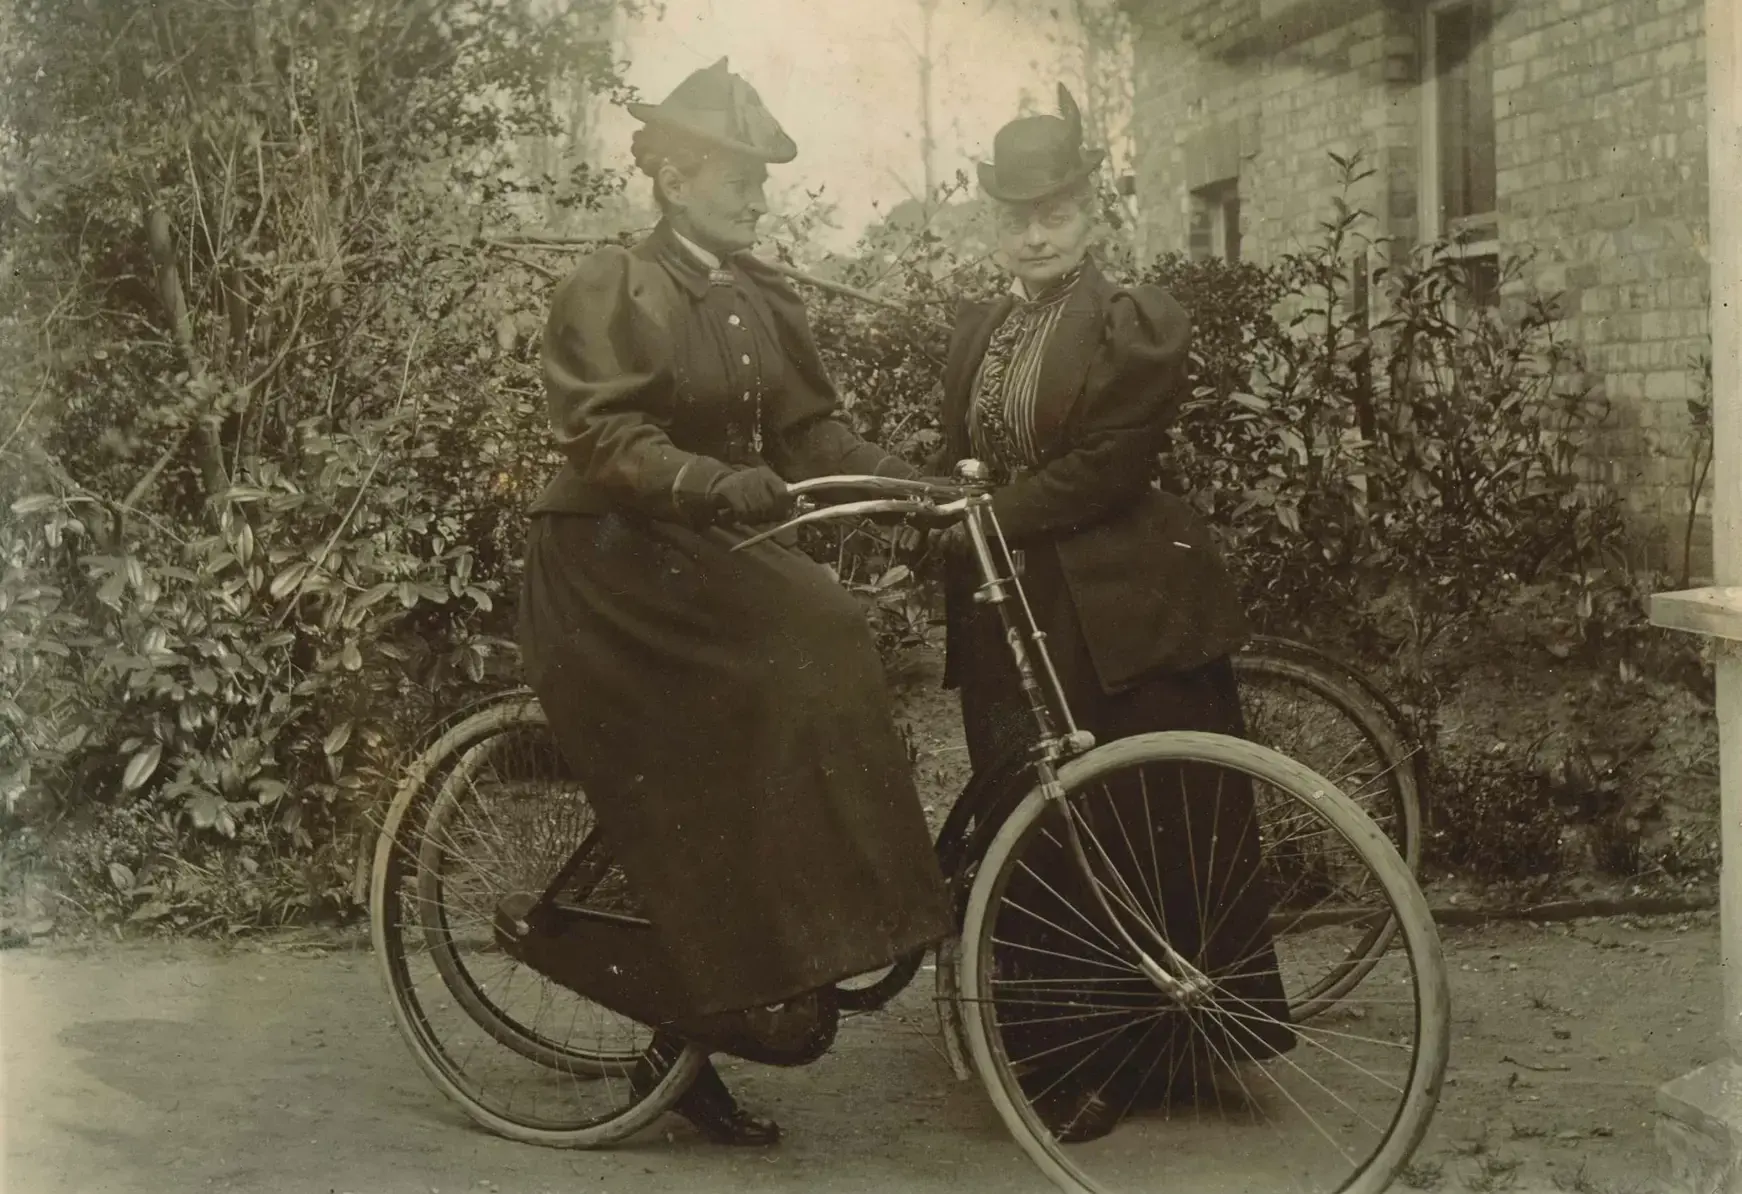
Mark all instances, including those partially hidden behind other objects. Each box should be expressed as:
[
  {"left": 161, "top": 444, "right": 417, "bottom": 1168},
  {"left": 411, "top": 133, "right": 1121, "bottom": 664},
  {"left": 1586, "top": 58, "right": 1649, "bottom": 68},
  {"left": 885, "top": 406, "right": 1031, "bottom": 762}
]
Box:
[{"left": 1651, "top": 1, "right": 1742, "bottom": 1189}]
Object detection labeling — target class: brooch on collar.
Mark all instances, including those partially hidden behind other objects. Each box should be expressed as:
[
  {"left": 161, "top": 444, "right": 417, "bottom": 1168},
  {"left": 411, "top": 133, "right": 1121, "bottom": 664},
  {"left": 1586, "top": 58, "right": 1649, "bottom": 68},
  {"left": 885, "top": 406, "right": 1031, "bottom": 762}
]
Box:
[{"left": 708, "top": 268, "right": 735, "bottom": 287}]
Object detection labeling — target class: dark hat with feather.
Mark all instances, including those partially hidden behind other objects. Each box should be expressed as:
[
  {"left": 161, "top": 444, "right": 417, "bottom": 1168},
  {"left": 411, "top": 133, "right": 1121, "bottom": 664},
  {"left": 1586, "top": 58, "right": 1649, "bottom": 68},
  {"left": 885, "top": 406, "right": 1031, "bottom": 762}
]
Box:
[
  {"left": 627, "top": 57, "right": 798, "bottom": 164},
  {"left": 977, "top": 84, "right": 1105, "bottom": 204}
]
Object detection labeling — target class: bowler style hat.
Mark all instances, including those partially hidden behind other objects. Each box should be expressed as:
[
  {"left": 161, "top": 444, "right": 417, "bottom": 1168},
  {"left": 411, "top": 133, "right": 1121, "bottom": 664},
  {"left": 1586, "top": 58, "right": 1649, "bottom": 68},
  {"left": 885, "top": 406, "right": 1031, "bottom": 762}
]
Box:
[
  {"left": 627, "top": 57, "right": 798, "bottom": 164},
  {"left": 977, "top": 84, "right": 1106, "bottom": 204}
]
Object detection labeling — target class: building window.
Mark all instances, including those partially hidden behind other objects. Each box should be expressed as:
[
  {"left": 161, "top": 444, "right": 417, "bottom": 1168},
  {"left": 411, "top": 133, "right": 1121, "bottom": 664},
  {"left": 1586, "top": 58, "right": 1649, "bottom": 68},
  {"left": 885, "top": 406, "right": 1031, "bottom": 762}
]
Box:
[
  {"left": 1190, "top": 179, "right": 1241, "bottom": 263},
  {"left": 1422, "top": 0, "right": 1498, "bottom": 311}
]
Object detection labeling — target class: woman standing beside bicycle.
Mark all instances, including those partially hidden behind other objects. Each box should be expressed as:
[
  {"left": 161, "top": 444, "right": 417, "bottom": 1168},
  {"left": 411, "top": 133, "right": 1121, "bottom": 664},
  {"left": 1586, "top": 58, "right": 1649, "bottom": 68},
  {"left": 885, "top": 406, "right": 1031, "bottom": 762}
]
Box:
[
  {"left": 516, "top": 60, "right": 952, "bottom": 1146},
  {"left": 931, "top": 87, "right": 1298, "bottom": 1142}
]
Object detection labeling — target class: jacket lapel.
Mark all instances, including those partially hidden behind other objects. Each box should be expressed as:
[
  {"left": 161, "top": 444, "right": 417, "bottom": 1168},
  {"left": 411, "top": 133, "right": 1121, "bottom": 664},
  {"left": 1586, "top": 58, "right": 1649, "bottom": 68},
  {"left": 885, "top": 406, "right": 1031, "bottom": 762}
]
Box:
[{"left": 1028, "top": 259, "right": 1109, "bottom": 455}]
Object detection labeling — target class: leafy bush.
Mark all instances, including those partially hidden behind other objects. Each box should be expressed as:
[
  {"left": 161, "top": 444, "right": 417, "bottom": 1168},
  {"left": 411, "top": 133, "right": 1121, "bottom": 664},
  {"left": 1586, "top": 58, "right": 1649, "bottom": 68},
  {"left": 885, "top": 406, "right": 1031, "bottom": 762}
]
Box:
[
  {"left": 0, "top": 0, "right": 609, "bottom": 928},
  {"left": 0, "top": 13, "right": 1658, "bottom": 943},
  {"left": 1424, "top": 753, "right": 1566, "bottom": 881},
  {"left": 1141, "top": 156, "right": 1629, "bottom": 659}
]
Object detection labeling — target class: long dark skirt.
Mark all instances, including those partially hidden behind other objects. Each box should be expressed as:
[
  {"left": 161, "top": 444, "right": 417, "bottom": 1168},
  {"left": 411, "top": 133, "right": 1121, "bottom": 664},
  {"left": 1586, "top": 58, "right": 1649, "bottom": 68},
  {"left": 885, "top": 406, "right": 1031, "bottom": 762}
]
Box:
[
  {"left": 519, "top": 511, "right": 953, "bottom": 1023},
  {"left": 954, "top": 545, "right": 1297, "bottom": 1114}
]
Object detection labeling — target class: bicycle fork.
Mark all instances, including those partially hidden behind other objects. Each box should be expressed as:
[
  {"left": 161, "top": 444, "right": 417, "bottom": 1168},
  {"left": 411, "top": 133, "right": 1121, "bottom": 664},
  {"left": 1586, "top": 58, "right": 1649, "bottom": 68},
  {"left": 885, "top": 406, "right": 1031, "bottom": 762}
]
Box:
[{"left": 959, "top": 494, "right": 1215, "bottom": 1008}]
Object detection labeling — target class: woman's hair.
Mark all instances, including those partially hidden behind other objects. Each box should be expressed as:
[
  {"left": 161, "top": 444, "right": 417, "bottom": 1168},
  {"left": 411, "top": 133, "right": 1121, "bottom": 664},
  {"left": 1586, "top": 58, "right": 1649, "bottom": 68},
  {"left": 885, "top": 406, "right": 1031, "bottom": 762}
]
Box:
[{"left": 632, "top": 124, "right": 717, "bottom": 213}]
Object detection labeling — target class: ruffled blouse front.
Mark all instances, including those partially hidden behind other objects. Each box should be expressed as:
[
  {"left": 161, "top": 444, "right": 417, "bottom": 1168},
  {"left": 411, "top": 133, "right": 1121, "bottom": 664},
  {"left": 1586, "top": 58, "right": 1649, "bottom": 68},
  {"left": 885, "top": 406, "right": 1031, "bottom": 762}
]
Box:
[{"left": 967, "top": 265, "right": 1084, "bottom": 482}]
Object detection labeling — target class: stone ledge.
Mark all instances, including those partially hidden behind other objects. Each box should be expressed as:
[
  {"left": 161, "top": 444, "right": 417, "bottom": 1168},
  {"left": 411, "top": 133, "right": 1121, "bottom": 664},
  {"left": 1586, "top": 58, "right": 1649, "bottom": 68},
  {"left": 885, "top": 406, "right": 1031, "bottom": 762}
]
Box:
[
  {"left": 1652, "top": 587, "right": 1742, "bottom": 643},
  {"left": 1662, "top": 1060, "right": 1742, "bottom": 1141},
  {"left": 1658, "top": 1060, "right": 1742, "bottom": 1194}
]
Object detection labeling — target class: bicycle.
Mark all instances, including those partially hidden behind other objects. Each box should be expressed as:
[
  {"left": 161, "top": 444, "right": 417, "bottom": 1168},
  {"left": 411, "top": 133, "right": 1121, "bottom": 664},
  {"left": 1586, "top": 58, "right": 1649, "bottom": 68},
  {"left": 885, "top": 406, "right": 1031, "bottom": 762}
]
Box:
[
  {"left": 1233, "top": 635, "right": 1429, "bottom": 866},
  {"left": 370, "top": 463, "right": 1450, "bottom": 1194},
  {"left": 828, "top": 637, "right": 1427, "bottom": 1034}
]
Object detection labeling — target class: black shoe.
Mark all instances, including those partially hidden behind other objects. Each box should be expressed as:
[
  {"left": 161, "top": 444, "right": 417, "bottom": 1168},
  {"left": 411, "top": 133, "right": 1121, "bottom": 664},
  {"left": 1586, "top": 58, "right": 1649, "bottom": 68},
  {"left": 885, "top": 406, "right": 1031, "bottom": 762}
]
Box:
[
  {"left": 630, "top": 1038, "right": 781, "bottom": 1148},
  {"left": 670, "top": 1062, "right": 781, "bottom": 1147}
]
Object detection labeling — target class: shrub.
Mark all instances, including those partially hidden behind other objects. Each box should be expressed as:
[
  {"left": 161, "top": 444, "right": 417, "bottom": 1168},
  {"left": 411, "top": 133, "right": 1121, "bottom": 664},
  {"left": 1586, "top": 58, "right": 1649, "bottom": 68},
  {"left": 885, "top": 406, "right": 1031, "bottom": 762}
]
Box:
[
  {"left": 1424, "top": 753, "right": 1565, "bottom": 881},
  {"left": 0, "top": 40, "right": 1654, "bottom": 940},
  {"left": 0, "top": 0, "right": 614, "bottom": 928}
]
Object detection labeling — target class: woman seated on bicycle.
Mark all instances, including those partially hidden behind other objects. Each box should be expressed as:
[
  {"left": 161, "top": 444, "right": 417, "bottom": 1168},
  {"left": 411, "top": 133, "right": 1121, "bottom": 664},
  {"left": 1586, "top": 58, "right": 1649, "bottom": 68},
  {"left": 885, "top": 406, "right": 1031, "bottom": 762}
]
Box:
[
  {"left": 517, "top": 59, "right": 952, "bottom": 1147},
  {"left": 930, "top": 87, "right": 1298, "bottom": 1142}
]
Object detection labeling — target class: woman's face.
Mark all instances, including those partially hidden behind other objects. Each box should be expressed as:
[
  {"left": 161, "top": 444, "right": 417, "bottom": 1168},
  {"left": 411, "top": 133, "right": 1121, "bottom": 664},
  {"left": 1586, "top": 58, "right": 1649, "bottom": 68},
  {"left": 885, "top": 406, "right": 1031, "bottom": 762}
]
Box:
[
  {"left": 995, "top": 189, "right": 1095, "bottom": 293},
  {"left": 661, "top": 153, "right": 769, "bottom": 256}
]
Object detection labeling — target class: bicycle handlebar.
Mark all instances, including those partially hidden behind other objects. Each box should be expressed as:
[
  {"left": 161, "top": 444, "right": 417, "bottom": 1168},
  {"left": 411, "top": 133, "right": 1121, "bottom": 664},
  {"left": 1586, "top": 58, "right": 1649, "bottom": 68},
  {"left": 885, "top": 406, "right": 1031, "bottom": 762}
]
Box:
[
  {"left": 784, "top": 473, "right": 983, "bottom": 500},
  {"left": 717, "top": 471, "right": 991, "bottom": 551},
  {"left": 729, "top": 495, "right": 972, "bottom": 552}
]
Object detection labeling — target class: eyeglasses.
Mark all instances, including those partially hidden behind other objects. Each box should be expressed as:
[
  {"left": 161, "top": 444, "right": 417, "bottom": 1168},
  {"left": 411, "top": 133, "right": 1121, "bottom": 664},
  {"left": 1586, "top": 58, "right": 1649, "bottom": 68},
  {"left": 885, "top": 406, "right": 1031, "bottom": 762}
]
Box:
[{"left": 996, "top": 200, "right": 1082, "bottom": 235}]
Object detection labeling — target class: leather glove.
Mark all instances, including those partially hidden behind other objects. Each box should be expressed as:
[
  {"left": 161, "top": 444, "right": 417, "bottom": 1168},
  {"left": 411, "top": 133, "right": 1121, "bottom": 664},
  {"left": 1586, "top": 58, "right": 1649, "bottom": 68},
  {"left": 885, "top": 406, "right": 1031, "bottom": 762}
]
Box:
[
  {"left": 873, "top": 454, "right": 921, "bottom": 481},
  {"left": 890, "top": 522, "right": 927, "bottom": 561},
  {"left": 930, "top": 523, "right": 972, "bottom": 560},
  {"left": 709, "top": 466, "right": 794, "bottom": 525}
]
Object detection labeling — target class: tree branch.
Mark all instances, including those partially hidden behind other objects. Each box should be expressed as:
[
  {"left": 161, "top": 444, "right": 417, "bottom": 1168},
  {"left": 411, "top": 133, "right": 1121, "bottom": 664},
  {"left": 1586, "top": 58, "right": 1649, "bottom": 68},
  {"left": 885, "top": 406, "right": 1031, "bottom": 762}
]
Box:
[
  {"left": 482, "top": 245, "right": 564, "bottom": 281},
  {"left": 125, "top": 203, "right": 232, "bottom": 546}
]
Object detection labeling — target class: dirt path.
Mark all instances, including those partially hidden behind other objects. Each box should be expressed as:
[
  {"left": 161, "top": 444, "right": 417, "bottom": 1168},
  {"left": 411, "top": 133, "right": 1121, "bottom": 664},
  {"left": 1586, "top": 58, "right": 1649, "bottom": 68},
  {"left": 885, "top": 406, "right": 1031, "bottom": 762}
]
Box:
[{"left": 0, "top": 915, "right": 1716, "bottom": 1194}]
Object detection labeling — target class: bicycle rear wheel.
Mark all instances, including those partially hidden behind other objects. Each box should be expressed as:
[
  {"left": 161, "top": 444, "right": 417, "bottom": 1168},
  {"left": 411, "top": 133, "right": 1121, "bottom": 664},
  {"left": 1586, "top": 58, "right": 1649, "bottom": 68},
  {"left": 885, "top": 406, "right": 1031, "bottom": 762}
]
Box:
[
  {"left": 956, "top": 732, "right": 1449, "bottom": 1194},
  {"left": 1234, "top": 641, "right": 1426, "bottom": 1017},
  {"left": 1234, "top": 640, "right": 1422, "bottom": 870},
  {"left": 370, "top": 697, "right": 704, "bottom": 1147}
]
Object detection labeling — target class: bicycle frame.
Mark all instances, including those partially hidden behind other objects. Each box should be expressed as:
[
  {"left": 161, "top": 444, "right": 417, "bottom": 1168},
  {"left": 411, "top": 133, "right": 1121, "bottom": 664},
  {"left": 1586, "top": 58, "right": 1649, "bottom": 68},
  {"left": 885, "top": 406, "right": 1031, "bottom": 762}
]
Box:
[{"left": 739, "top": 463, "right": 1215, "bottom": 1005}]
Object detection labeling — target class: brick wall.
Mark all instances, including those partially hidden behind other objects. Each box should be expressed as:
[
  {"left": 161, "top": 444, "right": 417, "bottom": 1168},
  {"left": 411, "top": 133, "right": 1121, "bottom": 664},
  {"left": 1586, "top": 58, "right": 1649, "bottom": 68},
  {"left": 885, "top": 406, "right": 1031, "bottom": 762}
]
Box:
[
  {"left": 1492, "top": 0, "right": 1710, "bottom": 571},
  {"left": 1126, "top": 0, "right": 1712, "bottom": 574},
  {"left": 1131, "top": 4, "right": 1417, "bottom": 264}
]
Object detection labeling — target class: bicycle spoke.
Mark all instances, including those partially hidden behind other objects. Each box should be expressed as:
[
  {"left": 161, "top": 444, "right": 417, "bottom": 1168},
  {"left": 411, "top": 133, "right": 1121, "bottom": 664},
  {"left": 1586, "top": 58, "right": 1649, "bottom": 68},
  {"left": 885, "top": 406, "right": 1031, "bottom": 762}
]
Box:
[{"left": 962, "top": 732, "right": 1444, "bottom": 1193}]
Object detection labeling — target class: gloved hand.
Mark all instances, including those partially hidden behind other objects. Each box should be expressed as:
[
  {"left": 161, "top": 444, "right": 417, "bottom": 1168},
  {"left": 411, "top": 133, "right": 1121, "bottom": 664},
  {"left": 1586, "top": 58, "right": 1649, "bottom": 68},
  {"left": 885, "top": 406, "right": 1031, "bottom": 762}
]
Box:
[
  {"left": 709, "top": 467, "right": 794, "bottom": 525},
  {"left": 890, "top": 522, "right": 927, "bottom": 562},
  {"left": 931, "top": 523, "right": 972, "bottom": 559},
  {"left": 873, "top": 454, "right": 922, "bottom": 481}
]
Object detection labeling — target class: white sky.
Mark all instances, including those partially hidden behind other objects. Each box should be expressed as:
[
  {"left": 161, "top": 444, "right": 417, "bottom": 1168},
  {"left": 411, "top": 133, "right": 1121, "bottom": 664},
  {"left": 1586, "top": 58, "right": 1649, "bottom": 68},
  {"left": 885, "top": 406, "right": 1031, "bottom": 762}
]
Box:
[{"left": 603, "top": 0, "right": 1074, "bottom": 249}]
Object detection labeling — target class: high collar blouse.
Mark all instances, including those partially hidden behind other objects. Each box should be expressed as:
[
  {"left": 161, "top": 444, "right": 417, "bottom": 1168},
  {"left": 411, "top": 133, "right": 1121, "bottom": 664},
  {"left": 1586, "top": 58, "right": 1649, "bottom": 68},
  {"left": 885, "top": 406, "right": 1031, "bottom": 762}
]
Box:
[{"left": 966, "top": 264, "right": 1086, "bottom": 481}]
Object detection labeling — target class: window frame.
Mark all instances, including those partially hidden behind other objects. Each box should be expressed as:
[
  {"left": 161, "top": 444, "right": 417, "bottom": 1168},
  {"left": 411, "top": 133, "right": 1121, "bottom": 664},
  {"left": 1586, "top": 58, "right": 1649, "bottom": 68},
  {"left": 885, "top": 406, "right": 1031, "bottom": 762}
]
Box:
[
  {"left": 1419, "top": 0, "right": 1501, "bottom": 319},
  {"left": 1190, "top": 177, "right": 1242, "bottom": 263}
]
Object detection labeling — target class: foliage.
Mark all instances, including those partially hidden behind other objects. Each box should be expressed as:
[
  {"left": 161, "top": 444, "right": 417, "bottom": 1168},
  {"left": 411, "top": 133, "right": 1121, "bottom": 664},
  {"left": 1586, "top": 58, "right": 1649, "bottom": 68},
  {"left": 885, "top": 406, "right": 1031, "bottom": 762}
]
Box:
[
  {"left": 0, "top": 8, "right": 1669, "bottom": 942},
  {"left": 1680, "top": 348, "right": 1715, "bottom": 588},
  {"left": 1423, "top": 753, "right": 1566, "bottom": 881},
  {"left": 0, "top": 0, "right": 623, "bottom": 928}
]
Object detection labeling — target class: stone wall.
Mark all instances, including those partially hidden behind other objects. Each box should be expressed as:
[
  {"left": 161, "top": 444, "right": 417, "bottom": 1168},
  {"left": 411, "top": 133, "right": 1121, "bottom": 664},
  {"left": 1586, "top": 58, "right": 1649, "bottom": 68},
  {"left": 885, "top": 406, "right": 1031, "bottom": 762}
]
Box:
[{"left": 1125, "top": 0, "right": 1712, "bottom": 573}]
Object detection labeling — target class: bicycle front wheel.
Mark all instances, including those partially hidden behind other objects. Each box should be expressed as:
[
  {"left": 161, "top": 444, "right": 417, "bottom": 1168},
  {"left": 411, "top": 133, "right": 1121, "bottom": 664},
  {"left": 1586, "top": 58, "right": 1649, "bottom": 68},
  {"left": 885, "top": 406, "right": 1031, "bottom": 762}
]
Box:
[{"left": 957, "top": 732, "right": 1449, "bottom": 1194}]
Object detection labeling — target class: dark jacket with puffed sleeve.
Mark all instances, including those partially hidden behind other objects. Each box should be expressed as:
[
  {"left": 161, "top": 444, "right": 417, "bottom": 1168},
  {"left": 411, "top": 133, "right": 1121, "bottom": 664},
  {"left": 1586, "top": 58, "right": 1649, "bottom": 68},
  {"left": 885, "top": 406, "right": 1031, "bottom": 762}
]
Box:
[
  {"left": 531, "top": 221, "right": 913, "bottom": 522},
  {"left": 936, "top": 257, "right": 1250, "bottom": 692}
]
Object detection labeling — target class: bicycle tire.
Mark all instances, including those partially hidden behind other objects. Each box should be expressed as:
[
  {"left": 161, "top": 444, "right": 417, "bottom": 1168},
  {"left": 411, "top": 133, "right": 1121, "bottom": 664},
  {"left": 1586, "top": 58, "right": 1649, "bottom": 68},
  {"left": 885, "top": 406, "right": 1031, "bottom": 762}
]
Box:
[
  {"left": 370, "top": 698, "right": 705, "bottom": 1148},
  {"left": 1234, "top": 643, "right": 1421, "bottom": 871},
  {"left": 1242, "top": 635, "right": 1432, "bottom": 831},
  {"left": 415, "top": 702, "right": 646, "bottom": 1076},
  {"left": 956, "top": 731, "right": 1450, "bottom": 1194},
  {"left": 1152, "top": 648, "right": 1421, "bottom": 1016},
  {"left": 921, "top": 646, "right": 1428, "bottom": 1027}
]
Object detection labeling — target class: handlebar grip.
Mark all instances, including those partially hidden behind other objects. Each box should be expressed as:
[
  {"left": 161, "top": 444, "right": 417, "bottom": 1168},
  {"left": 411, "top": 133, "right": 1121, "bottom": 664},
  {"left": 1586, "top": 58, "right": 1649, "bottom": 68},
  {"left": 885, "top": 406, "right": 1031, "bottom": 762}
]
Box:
[{"left": 695, "top": 487, "right": 800, "bottom": 530}]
